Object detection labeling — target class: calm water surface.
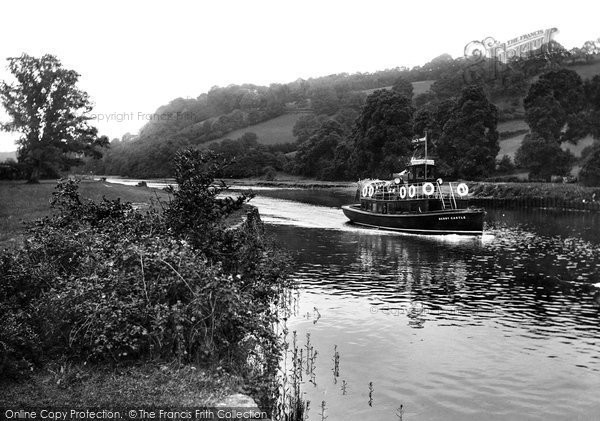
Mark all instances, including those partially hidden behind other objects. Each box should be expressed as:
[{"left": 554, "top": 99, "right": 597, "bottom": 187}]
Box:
[{"left": 248, "top": 188, "right": 600, "bottom": 421}]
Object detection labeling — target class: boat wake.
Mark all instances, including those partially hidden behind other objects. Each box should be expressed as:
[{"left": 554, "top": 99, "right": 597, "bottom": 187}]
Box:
[{"left": 251, "top": 196, "right": 490, "bottom": 244}]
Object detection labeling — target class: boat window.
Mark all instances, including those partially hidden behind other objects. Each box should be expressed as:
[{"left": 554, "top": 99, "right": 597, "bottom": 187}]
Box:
[{"left": 416, "top": 167, "right": 424, "bottom": 180}]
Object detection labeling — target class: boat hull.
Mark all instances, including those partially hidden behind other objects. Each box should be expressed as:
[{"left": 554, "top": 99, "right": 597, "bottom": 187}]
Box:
[{"left": 341, "top": 205, "right": 484, "bottom": 235}]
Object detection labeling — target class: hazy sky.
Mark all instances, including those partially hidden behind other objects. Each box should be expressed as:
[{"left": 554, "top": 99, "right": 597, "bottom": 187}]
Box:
[{"left": 0, "top": 0, "right": 598, "bottom": 151}]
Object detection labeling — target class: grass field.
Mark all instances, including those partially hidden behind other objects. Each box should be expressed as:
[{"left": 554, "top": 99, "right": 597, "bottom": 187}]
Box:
[
  {"left": 470, "top": 181, "right": 600, "bottom": 202},
  {"left": 498, "top": 132, "right": 528, "bottom": 159},
  {"left": 412, "top": 80, "right": 435, "bottom": 96},
  {"left": 0, "top": 151, "right": 17, "bottom": 161},
  {"left": 208, "top": 80, "right": 437, "bottom": 147},
  {"left": 208, "top": 112, "right": 306, "bottom": 146},
  {"left": 361, "top": 80, "right": 435, "bottom": 97},
  {"left": 497, "top": 119, "right": 529, "bottom": 132},
  {"left": 568, "top": 60, "right": 600, "bottom": 80},
  {"left": 0, "top": 180, "right": 170, "bottom": 247},
  {"left": 497, "top": 129, "right": 597, "bottom": 161}
]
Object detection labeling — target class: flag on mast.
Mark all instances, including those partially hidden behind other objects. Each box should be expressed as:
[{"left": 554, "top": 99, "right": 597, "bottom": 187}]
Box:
[{"left": 411, "top": 136, "right": 427, "bottom": 144}]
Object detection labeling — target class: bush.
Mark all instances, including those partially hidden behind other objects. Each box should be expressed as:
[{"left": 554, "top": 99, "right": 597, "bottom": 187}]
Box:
[
  {"left": 579, "top": 143, "right": 600, "bottom": 186},
  {"left": 0, "top": 149, "right": 291, "bottom": 381},
  {"left": 496, "top": 155, "right": 515, "bottom": 173},
  {"left": 263, "top": 166, "right": 277, "bottom": 181},
  {"left": 0, "top": 160, "right": 24, "bottom": 180},
  {"left": 515, "top": 134, "right": 574, "bottom": 181}
]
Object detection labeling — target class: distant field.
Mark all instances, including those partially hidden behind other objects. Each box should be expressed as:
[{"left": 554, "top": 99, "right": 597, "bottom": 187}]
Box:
[
  {"left": 412, "top": 80, "right": 435, "bottom": 96},
  {"left": 568, "top": 60, "right": 600, "bottom": 80},
  {"left": 207, "top": 80, "right": 437, "bottom": 147},
  {"left": 498, "top": 132, "right": 528, "bottom": 159},
  {"left": 498, "top": 130, "right": 596, "bottom": 161},
  {"left": 497, "top": 119, "right": 529, "bottom": 133},
  {"left": 207, "top": 112, "right": 305, "bottom": 146},
  {"left": 361, "top": 80, "right": 435, "bottom": 97},
  {"left": 0, "top": 180, "right": 169, "bottom": 247},
  {"left": 0, "top": 151, "right": 17, "bottom": 162},
  {"left": 561, "top": 135, "right": 596, "bottom": 157}
]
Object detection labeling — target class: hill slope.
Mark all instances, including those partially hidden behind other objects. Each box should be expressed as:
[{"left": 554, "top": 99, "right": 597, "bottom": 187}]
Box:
[
  {"left": 207, "top": 112, "right": 307, "bottom": 146},
  {"left": 209, "top": 80, "right": 437, "bottom": 146}
]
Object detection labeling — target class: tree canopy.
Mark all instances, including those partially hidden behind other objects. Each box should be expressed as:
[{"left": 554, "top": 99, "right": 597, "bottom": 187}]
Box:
[
  {"left": 348, "top": 89, "right": 415, "bottom": 178},
  {"left": 436, "top": 85, "right": 499, "bottom": 179},
  {"left": 0, "top": 54, "right": 108, "bottom": 182},
  {"left": 523, "top": 69, "right": 585, "bottom": 142},
  {"left": 515, "top": 133, "right": 573, "bottom": 180}
]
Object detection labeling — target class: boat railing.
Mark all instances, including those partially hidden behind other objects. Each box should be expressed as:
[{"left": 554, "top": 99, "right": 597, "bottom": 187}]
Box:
[
  {"left": 448, "top": 182, "right": 458, "bottom": 209},
  {"left": 362, "top": 182, "right": 436, "bottom": 201},
  {"left": 362, "top": 181, "right": 460, "bottom": 209}
]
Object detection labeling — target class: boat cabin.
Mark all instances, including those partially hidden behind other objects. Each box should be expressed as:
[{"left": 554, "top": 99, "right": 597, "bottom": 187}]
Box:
[
  {"left": 405, "top": 158, "right": 435, "bottom": 182},
  {"left": 359, "top": 158, "right": 468, "bottom": 214}
]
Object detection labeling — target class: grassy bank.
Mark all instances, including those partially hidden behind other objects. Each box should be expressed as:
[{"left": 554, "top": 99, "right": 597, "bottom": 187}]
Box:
[
  {"left": 0, "top": 180, "right": 170, "bottom": 247},
  {"left": 1, "top": 168, "right": 287, "bottom": 412},
  {"left": 228, "top": 175, "right": 600, "bottom": 208},
  {"left": 226, "top": 173, "right": 355, "bottom": 190},
  {"left": 0, "top": 363, "right": 239, "bottom": 406},
  {"left": 469, "top": 181, "right": 600, "bottom": 210}
]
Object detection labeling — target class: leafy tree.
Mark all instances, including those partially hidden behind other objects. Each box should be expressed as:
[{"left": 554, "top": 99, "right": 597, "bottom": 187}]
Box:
[
  {"left": 0, "top": 54, "right": 108, "bottom": 182},
  {"left": 436, "top": 85, "right": 499, "bottom": 179},
  {"left": 392, "top": 77, "right": 414, "bottom": 100},
  {"left": 293, "top": 120, "right": 345, "bottom": 178},
  {"left": 309, "top": 86, "right": 340, "bottom": 116},
  {"left": 515, "top": 133, "right": 573, "bottom": 180},
  {"left": 207, "top": 132, "right": 284, "bottom": 178},
  {"left": 332, "top": 108, "right": 360, "bottom": 132},
  {"left": 524, "top": 84, "right": 566, "bottom": 141},
  {"left": 348, "top": 89, "right": 414, "bottom": 178},
  {"left": 326, "top": 140, "right": 354, "bottom": 180},
  {"left": 496, "top": 155, "right": 515, "bottom": 173},
  {"left": 524, "top": 69, "right": 585, "bottom": 142},
  {"left": 414, "top": 91, "right": 436, "bottom": 108},
  {"left": 292, "top": 114, "right": 329, "bottom": 143},
  {"left": 413, "top": 98, "right": 456, "bottom": 140},
  {"left": 583, "top": 75, "right": 600, "bottom": 139},
  {"left": 430, "top": 70, "right": 466, "bottom": 99},
  {"left": 579, "top": 143, "right": 600, "bottom": 186}
]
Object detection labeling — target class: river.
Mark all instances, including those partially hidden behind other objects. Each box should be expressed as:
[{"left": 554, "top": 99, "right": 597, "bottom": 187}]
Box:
[
  {"left": 107, "top": 180, "right": 600, "bottom": 420},
  {"left": 250, "top": 187, "right": 600, "bottom": 421}
]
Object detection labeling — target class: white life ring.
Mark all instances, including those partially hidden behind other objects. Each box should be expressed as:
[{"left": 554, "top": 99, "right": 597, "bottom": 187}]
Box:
[
  {"left": 367, "top": 185, "right": 375, "bottom": 197},
  {"left": 422, "top": 182, "right": 435, "bottom": 196},
  {"left": 456, "top": 183, "right": 469, "bottom": 197},
  {"left": 399, "top": 186, "right": 407, "bottom": 199},
  {"left": 361, "top": 185, "right": 369, "bottom": 197},
  {"left": 408, "top": 185, "right": 416, "bottom": 198}
]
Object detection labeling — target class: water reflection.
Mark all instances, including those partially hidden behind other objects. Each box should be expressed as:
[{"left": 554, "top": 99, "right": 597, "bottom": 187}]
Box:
[{"left": 255, "top": 189, "right": 600, "bottom": 420}]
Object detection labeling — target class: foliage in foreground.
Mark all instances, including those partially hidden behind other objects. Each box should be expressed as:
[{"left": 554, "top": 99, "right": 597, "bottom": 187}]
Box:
[{"left": 0, "top": 149, "right": 292, "bottom": 394}]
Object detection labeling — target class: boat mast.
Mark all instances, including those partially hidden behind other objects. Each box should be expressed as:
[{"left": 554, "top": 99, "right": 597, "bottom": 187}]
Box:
[{"left": 424, "top": 130, "right": 428, "bottom": 180}]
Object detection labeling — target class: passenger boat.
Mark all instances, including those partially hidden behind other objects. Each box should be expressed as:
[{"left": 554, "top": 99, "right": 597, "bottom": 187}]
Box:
[{"left": 342, "top": 147, "right": 485, "bottom": 235}]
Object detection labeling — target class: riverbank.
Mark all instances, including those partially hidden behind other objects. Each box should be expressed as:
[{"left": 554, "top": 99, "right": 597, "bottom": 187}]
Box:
[
  {"left": 469, "top": 181, "right": 600, "bottom": 210},
  {"left": 0, "top": 177, "right": 278, "bottom": 415},
  {"left": 96, "top": 174, "right": 600, "bottom": 211},
  {"left": 0, "top": 363, "right": 241, "bottom": 406},
  {"left": 228, "top": 177, "right": 600, "bottom": 211},
  {"left": 230, "top": 177, "right": 354, "bottom": 189}
]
